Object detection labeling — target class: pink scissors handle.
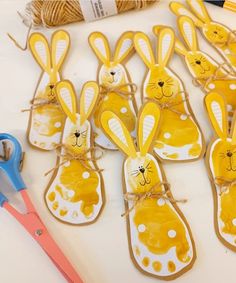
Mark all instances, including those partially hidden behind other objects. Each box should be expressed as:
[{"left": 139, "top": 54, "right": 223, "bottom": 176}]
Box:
[{"left": 3, "top": 190, "right": 83, "bottom": 283}]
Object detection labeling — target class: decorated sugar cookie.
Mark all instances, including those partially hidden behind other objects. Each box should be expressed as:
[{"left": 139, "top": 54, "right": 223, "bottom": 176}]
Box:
[
  {"left": 88, "top": 31, "right": 138, "bottom": 150},
  {"left": 100, "top": 101, "right": 196, "bottom": 280},
  {"left": 133, "top": 28, "right": 205, "bottom": 162},
  {"left": 205, "top": 92, "right": 236, "bottom": 251},
  {"left": 170, "top": 0, "right": 236, "bottom": 71},
  {"left": 26, "top": 30, "right": 70, "bottom": 150},
  {"left": 175, "top": 15, "right": 236, "bottom": 122},
  {"left": 45, "top": 80, "right": 105, "bottom": 225}
]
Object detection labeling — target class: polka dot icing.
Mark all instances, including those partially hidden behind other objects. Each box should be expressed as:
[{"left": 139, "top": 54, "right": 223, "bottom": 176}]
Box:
[
  {"left": 229, "top": 84, "right": 236, "bottom": 90},
  {"left": 138, "top": 224, "right": 146, "bottom": 233},
  {"left": 68, "top": 190, "right": 75, "bottom": 197},
  {"left": 227, "top": 104, "right": 233, "bottom": 111},
  {"left": 120, "top": 107, "right": 127, "bottom": 113},
  {"left": 157, "top": 198, "right": 165, "bottom": 206},
  {"left": 64, "top": 161, "right": 70, "bottom": 167},
  {"left": 232, "top": 218, "right": 236, "bottom": 226},
  {"left": 180, "top": 114, "right": 187, "bottom": 120},
  {"left": 164, "top": 132, "right": 171, "bottom": 139},
  {"left": 82, "top": 171, "right": 90, "bottom": 179},
  {"left": 208, "top": 83, "right": 215, "bottom": 90},
  {"left": 54, "top": 122, "right": 61, "bottom": 128},
  {"left": 168, "top": 230, "right": 176, "bottom": 238}
]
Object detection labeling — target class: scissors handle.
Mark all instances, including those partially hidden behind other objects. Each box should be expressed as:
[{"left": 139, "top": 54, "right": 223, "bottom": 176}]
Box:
[{"left": 0, "top": 133, "right": 25, "bottom": 195}]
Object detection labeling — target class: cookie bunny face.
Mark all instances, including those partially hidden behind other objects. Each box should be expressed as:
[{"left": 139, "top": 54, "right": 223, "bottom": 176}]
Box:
[
  {"left": 205, "top": 92, "right": 236, "bottom": 250},
  {"left": 134, "top": 28, "right": 179, "bottom": 102},
  {"left": 89, "top": 31, "right": 134, "bottom": 88},
  {"left": 100, "top": 102, "right": 195, "bottom": 279},
  {"left": 56, "top": 80, "right": 99, "bottom": 152},
  {"left": 176, "top": 16, "right": 217, "bottom": 79}
]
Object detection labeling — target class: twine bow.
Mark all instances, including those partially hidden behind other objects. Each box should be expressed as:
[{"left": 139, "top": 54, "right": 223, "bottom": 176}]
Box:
[
  {"left": 192, "top": 62, "right": 236, "bottom": 92},
  {"left": 45, "top": 143, "right": 103, "bottom": 176},
  {"left": 99, "top": 83, "right": 137, "bottom": 101},
  {"left": 146, "top": 91, "right": 190, "bottom": 117},
  {"left": 214, "top": 176, "right": 236, "bottom": 195},
  {"left": 21, "top": 97, "right": 59, "bottom": 112},
  {"left": 121, "top": 181, "right": 187, "bottom": 217}
]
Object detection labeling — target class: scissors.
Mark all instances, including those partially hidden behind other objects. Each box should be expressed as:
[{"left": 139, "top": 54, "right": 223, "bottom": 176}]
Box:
[{"left": 0, "top": 133, "right": 83, "bottom": 283}]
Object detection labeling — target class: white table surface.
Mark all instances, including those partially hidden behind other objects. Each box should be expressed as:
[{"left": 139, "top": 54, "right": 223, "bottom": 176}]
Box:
[{"left": 0, "top": 0, "right": 236, "bottom": 282}]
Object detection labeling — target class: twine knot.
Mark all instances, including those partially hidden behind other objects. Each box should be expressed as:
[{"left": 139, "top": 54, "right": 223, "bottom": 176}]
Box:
[
  {"left": 45, "top": 144, "right": 103, "bottom": 176},
  {"left": 121, "top": 181, "right": 187, "bottom": 217},
  {"left": 99, "top": 83, "right": 137, "bottom": 101},
  {"left": 214, "top": 176, "right": 236, "bottom": 195}
]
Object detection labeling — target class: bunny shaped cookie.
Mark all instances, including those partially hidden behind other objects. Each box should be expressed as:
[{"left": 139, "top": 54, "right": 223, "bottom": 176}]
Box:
[
  {"left": 205, "top": 92, "right": 236, "bottom": 252},
  {"left": 170, "top": 0, "right": 236, "bottom": 71},
  {"left": 89, "top": 31, "right": 137, "bottom": 150},
  {"left": 134, "top": 27, "right": 205, "bottom": 162},
  {"left": 175, "top": 16, "right": 236, "bottom": 122},
  {"left": 27, "top": 30, "right": 70, "bottom": 150},
  {"left": 45, "top": 80, "right": 105, "bottom": 225},
  {"left": 101, "top": 101, "right": 196, "bottom": 280}
]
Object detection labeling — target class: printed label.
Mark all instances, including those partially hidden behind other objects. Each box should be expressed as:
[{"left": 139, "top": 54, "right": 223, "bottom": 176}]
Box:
[{"left": 79, "top": 0, "right": 118, "bottom": 22}]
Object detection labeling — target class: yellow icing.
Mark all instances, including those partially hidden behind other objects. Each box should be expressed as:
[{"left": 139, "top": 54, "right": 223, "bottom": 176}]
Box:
[
  {"left": 152, "top": 261, "right": 162, "bottom": 272},
  {"left": 125, "top": 154, "right": 191, "bottom": 264},
  {"left": 142, "top": 257, "right": 150, "bottom": 267},
  {"left": 212, "top": 140, "right": 236, "bottom": 236},
  {"left": 145, "top": 67, "right": 200, "bottom": 153},
  {"left": 168, "top": 261, "right": 176, "bottom": 273},
  {"left": 202, "top": 25, "right": 236, "bottom": 68}
]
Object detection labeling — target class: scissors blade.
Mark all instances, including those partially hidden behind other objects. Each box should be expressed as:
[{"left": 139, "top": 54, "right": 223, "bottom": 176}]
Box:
[{"left": 34, "top": 226, "right": 83, "bottom": 283}]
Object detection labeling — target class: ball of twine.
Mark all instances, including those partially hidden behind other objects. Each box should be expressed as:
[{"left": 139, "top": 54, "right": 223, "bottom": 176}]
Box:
[{"left": 22, "top": 0, "right": 158, "bottom": 28}]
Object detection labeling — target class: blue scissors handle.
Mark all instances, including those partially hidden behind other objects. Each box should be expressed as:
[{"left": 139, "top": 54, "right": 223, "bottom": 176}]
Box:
[{"left": 0, "top": 134, "right": 26, "bottom": 206}]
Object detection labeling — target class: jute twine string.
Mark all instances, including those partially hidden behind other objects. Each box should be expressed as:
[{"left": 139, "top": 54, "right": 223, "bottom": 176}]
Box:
[
  {"left": 122, "top": 181, "right": 187, "bottom": 217},
  {"left": 20, "top": 0, "right": 157, "bottom": 28},
  {"left": 21, "top": 97, "right": 59, "bottom": 112},
  {"left": 99, "top": 83, "right": 137, "bottom": 102},
  {"left": 214, "top": 176, "right": 236, "bottom": 196},
  {"left": 45, "top": 143, "right": 103, "bottom": 176},
  {"left": 192, "top": 62, "right": 236, "bottom": 92},
  {"left": 146, "top": 91, "right": 191, "bottom": 117},
  {"left": 0, "top": 142, "right": 11, "bottom": 161}
]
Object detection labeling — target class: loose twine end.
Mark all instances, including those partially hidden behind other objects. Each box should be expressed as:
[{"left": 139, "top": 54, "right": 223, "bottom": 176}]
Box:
[
  {"left": 0, "top": 141, "right": 11, "bottom": 161},
  {"left": 7, "top": 23, "right": 32, "bottom": 51}
]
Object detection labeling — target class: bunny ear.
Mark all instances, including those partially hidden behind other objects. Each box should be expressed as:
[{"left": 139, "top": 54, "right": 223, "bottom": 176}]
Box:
[
  {"left": 113, "top": 31, "right": 134, "bottom": 64},
  {"left": 175, "top": 37, "right": 188, "bottom": 56},
  {"left": 230, "top": 112, "right": 236, "bottom": 145},
  {"left": 138, "top": 102, "right": 161, "bottom": 156},
  {"left": 153, "top": 25, "right": 169, "bottom": 36},
  {"left": 134, "top": 32, "right": 155, "bottom": 68},
  {"left": 187, "top": 0, "right": 211, "bottom": 23},
  {"left": 177, "top": 16, "right": 199, "bottom": 51},
  {"left": 29, "top": 33, "right": 51, "bottom": 73},
  {"left": 205, "top": 92, "right": 228, "bottom": 139},
  {"left": 169, "top": 1, "right": 204, "bottom": 27},
  {"left": 100, "top": 111, "right": 137, "bottom": 157},
  {"left": 157, "top": 27, "right": 175, "bottom": 67},
  {"left": 56, "top": 80, "right": 77, "bottom": 124},
  {"left": 80, "top": 81, "right": 99, "bottom": 125},
  {"left": 51, "top": 30, "right": 70, "bottom": 71},
  {"left": 89, "top": 32, "right": 111, "bottom": 65}
]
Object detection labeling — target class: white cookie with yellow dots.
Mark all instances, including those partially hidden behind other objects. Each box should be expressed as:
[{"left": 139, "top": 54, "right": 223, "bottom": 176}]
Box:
[
  {"left": 174, "top": 15, "right": 236, "bottom": 123},
  {"left": 134, "top": 27, "right": 205, "bottom": 162},
  {"left": 45, "top": 80, "right": 105, "bottom": 225},
  {"left": 89, "top": 31, "right": 138, "bottom": 150},
  {"left": 27, "top": 30, "right": 70, "bottom": 151},
  {"left": 205, "top": 92, "right": 236, "bottom": 252},
  {"left": 101, "top": 101, "right": 196, "bottom": 280}
]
